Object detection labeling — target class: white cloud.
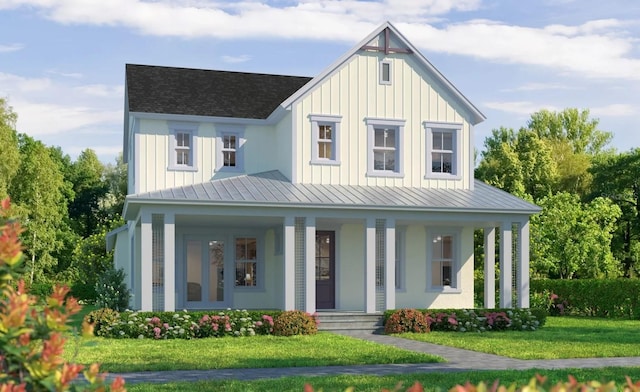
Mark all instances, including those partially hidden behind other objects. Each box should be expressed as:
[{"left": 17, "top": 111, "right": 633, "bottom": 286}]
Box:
[
  {"left": 484, "top": 101, "right": 559, "bottom": 116},
  {"left": 0, "top": 72, "right": 52, "bottom": 93},
  {"left": 73, "top": 84, "right": 124, "bottom": 97},
  {"left": 221, "top": 54, "right": 252, "bottom": 64},
  {"left": 46, "top": 70, "right": 84, "bottom": 78},
  {"left": 0, "top": 43, "right": 24, "bottom": 53},
  {"left": 590, "top": 103, "right": 636, "bottom": 117},
  {"left": 501, "top": 82, "right": 578, "bottom": 92}
]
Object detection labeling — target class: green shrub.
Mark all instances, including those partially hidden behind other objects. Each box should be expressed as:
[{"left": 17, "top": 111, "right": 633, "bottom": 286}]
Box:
[
  {"left": 531, "top": 279, "right": 640, "bottom": 318},
  {"left": 384, "top": 308, "right": 429, "bottom": 334},
  {"left": 383, "top": 308, "right": 544, "bottom": 333},
  {"left": 95, "top": 267, "right": 131, "bottom": 311},
  {"left": 83, "top": 307, "right": 121, "bottom": 336},
  {"left": 272, "top": 310, "right": 318, "bottom": 336},
  {"left": 70, "top": 280, "right": 97, "bottom": 302}
]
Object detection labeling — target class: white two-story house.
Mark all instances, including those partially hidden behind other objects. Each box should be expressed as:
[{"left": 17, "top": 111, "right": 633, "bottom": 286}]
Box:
[{"left": 108, "top": 22, "right": 540, "bottom": 313}]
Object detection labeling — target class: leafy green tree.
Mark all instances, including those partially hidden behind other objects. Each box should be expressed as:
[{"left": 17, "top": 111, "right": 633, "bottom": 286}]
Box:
[
  {"left": 9, "top": 134, "right": 67, "bottom": 284},
  {"left": 0, "top": 98, "right": 20, "bottom": 198},
  {"left": 69, "top": 149, "right": 108, "bottom": 238},
  {"left": 589, "top": 149, "right": 640, "bottom": 277},
  {"left": 531, "top": 192, "right": 621, "bottom": 279},
  {"left": 99, "top": 152, "right": 128, "bottom": 223}
]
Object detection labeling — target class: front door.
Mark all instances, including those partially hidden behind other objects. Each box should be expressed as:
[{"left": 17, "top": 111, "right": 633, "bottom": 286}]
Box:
[
  {"left": 185, "top": 238, "right": 228, "bottom": 308},
  {"left": 315, "top": 231, "right": 335, "bottom": 309}
]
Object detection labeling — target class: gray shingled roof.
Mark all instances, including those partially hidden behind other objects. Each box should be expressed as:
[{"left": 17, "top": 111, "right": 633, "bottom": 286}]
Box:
[
  {"left": 126, "top": 64, "right": 312, "bottom": 119},
  {"left": 126, "top": 171, "right": 540, "bottom": 214}
]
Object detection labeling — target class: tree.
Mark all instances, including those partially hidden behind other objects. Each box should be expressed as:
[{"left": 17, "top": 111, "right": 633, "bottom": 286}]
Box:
[
  {"left": 69, "top": 149, "right": 108, "bottom": 238},
  {"left": 531, "top": 193, "right": 621, "bottom": 279},
  {"left": 99, "top": 152, "right": 128, "bottom": 223},
  {"left": 0, "top": 98, "right": 20, "bottom": 198},
  {"left": 9, "top": 134, "right": 67, "bottom": 284},
  {"left": 589, "top": 149, "right": 640, "bottom": 277}
]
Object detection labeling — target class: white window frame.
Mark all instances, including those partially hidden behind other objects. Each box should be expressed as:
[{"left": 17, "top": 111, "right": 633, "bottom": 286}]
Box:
[
  {"left": 426, "top": 228, "right": 462, "bottom": 293},
  {"left": 379, "top": 60, "right": 392, "bottom": 85},
  {"left": 310, "top": 114, "right": 341, "bottom": 165},
  {"left": 233, "top": 235, "right": 264, "bottom": 290},
  {"left": 215, "top": 125, "right": 245, "bottom": 173},
  {"left": 424, "top": 121, "right": 462, "bottom": 179},
  {"left": 168, "top": 121, "right": 199, "bottom": 172},
  {"left": 366, "top": 118, "right": 405, "bottom": 178}
]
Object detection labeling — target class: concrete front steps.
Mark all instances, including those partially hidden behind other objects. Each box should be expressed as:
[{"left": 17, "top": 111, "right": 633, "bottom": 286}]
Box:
[{"left": 315, "top": 312, "right": 384, "bottom": 333}]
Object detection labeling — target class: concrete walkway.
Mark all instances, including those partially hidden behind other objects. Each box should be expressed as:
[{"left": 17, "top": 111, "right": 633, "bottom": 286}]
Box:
[{"left": 109, "top": 330, "right": 640, "bottom": 384}]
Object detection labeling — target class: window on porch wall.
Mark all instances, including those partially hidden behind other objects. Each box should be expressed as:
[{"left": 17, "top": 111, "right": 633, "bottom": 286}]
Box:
[
  {"left": 235, "top": 237, "right": 257, "bottom": 287},
  {"left": 430, "top": 233, "right": 456, "bottom": 289}
]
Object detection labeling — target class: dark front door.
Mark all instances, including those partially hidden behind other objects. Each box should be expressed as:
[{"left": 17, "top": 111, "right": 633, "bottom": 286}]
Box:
[{"left": 315, "top": 231, "right": 335, "bottom": 309}]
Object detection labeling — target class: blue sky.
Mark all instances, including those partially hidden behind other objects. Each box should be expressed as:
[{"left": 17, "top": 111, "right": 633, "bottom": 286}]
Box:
[{"left": 0, "top": 0, "right": 638, "bottom": 164}]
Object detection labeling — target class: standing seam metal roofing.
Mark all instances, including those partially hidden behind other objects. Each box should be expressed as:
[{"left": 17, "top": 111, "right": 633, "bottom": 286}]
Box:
[{"left": 127, "top": 171, "right": 541, "bottom": 213}]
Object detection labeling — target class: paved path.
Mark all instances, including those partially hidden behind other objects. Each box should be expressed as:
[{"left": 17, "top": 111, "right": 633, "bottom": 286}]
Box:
[{"left": 109, "top": 330, "right": 640, "bottom": 384}]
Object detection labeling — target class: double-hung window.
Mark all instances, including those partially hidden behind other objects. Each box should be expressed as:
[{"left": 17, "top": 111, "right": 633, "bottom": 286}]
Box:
[
  {"left": 366, "top": 118, "right": 405, "bottom": 177},
  {"left": 424, "top": 122, "right": 462, "bottom": 179},
  {"left": 310, "top": 114, "right": 341, "bottom": 165},
  {"left": 427, "top": 229, "right": 460, "bottom": 292},
  {"left": 168, "top": 122, "right": 198, "bottom": 171},
  {"left": 235, "top": 237, "right": 257, "bottom": 287},
  {"left": 216, "top": 126, "right": 245, "bottom": 172}
]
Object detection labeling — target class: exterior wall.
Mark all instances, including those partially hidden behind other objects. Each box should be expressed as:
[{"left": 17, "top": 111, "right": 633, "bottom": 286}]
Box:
[
  {"left": 134, "top": 119, "right": 282, "bottom": 194},
  {"left": 336, "top": 223, "right": 365, "bottom": 310},
  {"left": 293, "top": 51, "right": 472, "bottom": 189},
  {"left": 275, "top": 112, "right": 293, "bottom": 181},
  {"left": 396, "top": 225, "right": 474, "bottom": 309},
  {"left": 113, "top": 229, "right": 130, "bottom": 282}
]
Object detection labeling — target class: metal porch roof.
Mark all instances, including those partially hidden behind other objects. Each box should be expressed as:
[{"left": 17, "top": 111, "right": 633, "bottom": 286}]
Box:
[{"left": 125, "top": 171, "right": 540, "bottom": 218}]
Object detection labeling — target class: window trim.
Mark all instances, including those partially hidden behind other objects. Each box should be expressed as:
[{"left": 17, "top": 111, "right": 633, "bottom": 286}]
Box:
[
  {"left": 424, "top": 121, "right": 463, "bottom": 180},
  {"left": 215, "top": 125, "right": 246, "bottom": 173},
  {"left": 366, "top": 118, "right": 405, "bottom": 178},
  {"left": 379, "top": 60, "right": 392, "bottom": 85},
  {"left": 233, "top": 235, "right": 264, "bottom": 290},
  {"left": 310, "top": 114, "right": 341, "bottom": 165},
  {"left": 168, "top": 121, "right": 199, "bottom": 172},
  {"left": 426, "top": 227, "right": 462, "bottom": 293}
]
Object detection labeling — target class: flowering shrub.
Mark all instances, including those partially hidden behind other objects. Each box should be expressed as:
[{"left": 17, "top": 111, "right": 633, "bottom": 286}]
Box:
[
  {"left": 384, "top": 308, "right": 544, "bottom": 333},
  {"left": 272, "top": 310, "right": 318, "bottom": 336},
  {"left": 0, "top": 197, "right": 125, "bottom": 391},
  {"left": 384, "top": 309, "right": 429, "bottom": 334},
  {"left": 84, "top": 307, "right": 121, "bottom": 336},
  {"left": 95, "top": 267, "right": 131, "bottom": 311},
  {"left": 91, "top": 309, "right": 277, "bottom": 339}
]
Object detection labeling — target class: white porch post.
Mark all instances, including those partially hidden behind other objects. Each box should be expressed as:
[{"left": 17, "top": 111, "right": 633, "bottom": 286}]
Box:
[
  {"left": 484, "top": 226, "right": 496, "bottom": 309},
  {"left": 499, "top": 221, "right": 513, "bottom": 308},
  {"left": 283, "top": 216, "right": 296, "bottom": 310},
  {"left": 365, "top": 217, "right": 376, "bottom": 313},
  {"left": 163, "top": 213, "right": 175, "bottom": 312},
  {"left": 517, "top": 220, "right": 530, "bottom": 308},
  {"left": 140, "top": 211, "right": 153, "bottom": 311},
  {"left": 304, "top": 217, "right": 316, "bottom": 313},
  {"left": 384, "top": 218, "right": 396, "bottom": 310}
]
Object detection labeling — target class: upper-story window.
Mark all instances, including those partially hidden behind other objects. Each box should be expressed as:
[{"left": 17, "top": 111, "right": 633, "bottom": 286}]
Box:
[
  {"left": 366, "top": 118, "right": 405, "bottom": 178},
  {"left": 168, "top": 121, "right": 198, "bottom": 172},
  {"left": 380, "top": 60, "right": 392, "bottom": 85},
  {"left": 424, "top": 122, "right": 462, "bottom": 179},
  {"left": 216, "top": 126, "right": 245, "bottom": 172},
  {"left": 310, "top": 114, "right": 341, "bottom": 165}
]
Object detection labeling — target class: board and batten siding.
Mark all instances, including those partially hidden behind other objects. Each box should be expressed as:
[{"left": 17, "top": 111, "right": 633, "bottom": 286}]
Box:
[
  {"left": 134, "top": 119, "right": 282, "bottom": 194},
  {"left": 293, "top": 51, "right": 472, "bottom": 189}
]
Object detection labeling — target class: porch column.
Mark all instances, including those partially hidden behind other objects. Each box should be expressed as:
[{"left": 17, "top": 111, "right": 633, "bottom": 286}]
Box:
[
  {"left": 499, "top": 221, "right": 513, "bottom": 308},
  {"left": 140, "top": 211, "right": 153, "bottom": 311},
  {"left": 283, "top": 216, "right": 296, "bottom": 310},
  {"left": 365, "top": 217, "right": 376, "bottom": 313},
  {"left": 384, "top": 218, "right": 396, "bottom": 310},
  {"left": 484, "top": 226, "right": 496, "bottom": 309},
  {"left": 304, "top": 217, "right": 316, "bottom": 313},
  {"left": 163, "top": 213, "right": 175, "bottom": 312},
  {"left": 517, "top": 219, "right": 530, "bottom": 308}
]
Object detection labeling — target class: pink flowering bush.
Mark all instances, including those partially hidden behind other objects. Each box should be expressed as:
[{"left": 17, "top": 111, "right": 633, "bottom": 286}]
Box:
[{"left": 384, "top": 309, "right": 429, "bottom": 334}]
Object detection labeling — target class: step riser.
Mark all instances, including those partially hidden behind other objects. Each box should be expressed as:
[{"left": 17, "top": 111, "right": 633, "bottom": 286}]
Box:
[{"left": 316, "top": 314, "right": 384, "bottom": 332}]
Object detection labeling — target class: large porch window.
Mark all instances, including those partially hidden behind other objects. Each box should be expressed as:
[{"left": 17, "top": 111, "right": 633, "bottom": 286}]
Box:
[
  {"left": 235, "top": 237, "right": 257, "bottom": 287},
  {"left": 428, "top": 230, "right": 459, "bottom": 291}
]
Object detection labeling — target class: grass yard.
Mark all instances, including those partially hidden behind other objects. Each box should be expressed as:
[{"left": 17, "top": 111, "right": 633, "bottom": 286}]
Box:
[
  {"left": 397, "top": 316, "right": 640, "bottom": 359},
  {"left": 64, "top": 332, "right": 442, "bottom": 372},
  {"left": 125, "top": 367, "right": 640, "bottom": 392}
]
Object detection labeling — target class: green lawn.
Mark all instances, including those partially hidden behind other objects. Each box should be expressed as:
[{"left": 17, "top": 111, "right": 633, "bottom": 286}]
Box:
[
  {"left": 64, "top": 332, "right": 442, "bottom": 372},
  {"left": 125, "top": 367, "right": 640, "bottom": 392},
  {"left": 397, "top": 316, "right": 640, "bottom": 359}
]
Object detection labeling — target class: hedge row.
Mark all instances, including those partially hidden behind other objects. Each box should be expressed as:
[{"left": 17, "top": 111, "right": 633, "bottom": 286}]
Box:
[{"left": 531, "top": 279, "right": 640, "bottom": 318}]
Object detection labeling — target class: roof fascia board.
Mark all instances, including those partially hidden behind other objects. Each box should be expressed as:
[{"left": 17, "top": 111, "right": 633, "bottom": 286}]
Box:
[
  {"left": 105, "top": 224, "right": 128, "bottom": 251},
  {"left": 280, "top": 21, "right": 486, "bottom": 125},
  {"left": 128, "top": 111, "right": 273, "bottom": 126}
]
